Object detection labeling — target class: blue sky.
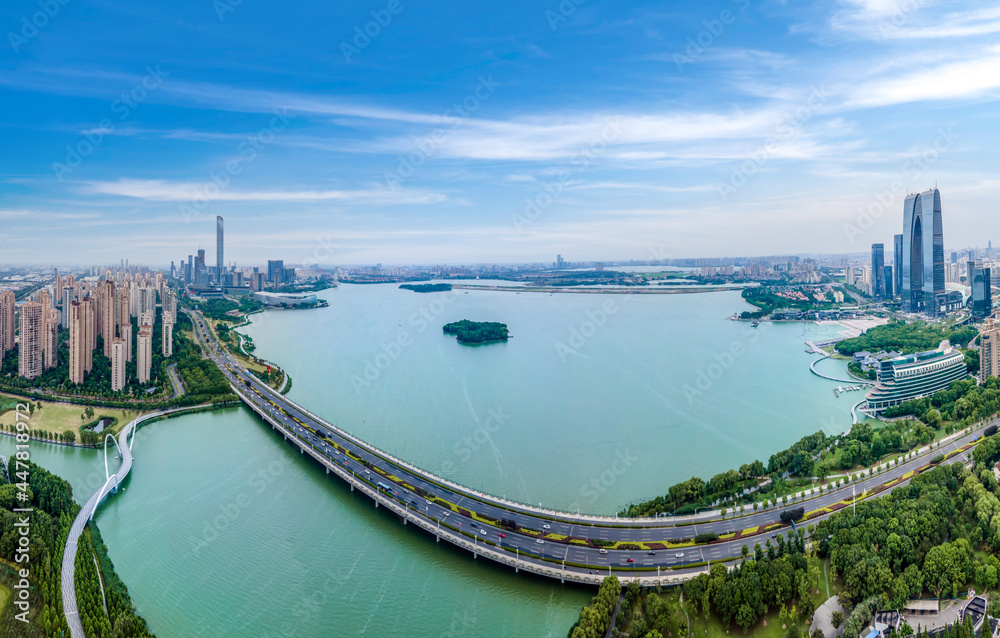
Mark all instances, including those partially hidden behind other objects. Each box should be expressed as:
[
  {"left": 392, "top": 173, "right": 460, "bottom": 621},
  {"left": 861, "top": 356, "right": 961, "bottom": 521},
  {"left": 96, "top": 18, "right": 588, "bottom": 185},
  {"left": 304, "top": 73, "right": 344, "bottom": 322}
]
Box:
[{"left": 1, "top": 0, "right": 999, "bottom": 267}]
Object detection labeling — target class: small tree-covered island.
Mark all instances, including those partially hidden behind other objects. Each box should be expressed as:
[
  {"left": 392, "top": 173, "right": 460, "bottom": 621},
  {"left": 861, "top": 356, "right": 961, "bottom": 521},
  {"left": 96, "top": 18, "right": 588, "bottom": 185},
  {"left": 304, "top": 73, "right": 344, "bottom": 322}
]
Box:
[
  {"left": 442, "top": 320, "right": 509, "bottom": 344},
  {"left": 399, "top": 283, "right": 453, "bottom": 293}
]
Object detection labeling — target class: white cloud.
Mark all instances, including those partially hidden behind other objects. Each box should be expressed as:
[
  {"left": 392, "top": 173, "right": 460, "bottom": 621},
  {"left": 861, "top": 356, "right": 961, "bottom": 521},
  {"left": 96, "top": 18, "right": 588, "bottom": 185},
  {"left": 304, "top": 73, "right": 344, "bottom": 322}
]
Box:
[{"left": 77, "top": 179, "right": 447, "bottom": 205}]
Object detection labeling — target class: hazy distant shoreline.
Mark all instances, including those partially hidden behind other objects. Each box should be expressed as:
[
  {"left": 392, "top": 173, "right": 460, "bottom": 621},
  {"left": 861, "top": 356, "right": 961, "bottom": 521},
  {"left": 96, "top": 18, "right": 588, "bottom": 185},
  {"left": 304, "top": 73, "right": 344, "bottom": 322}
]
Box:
[{"left": 450, "top": 284, "right": 743, "bottom": 294}]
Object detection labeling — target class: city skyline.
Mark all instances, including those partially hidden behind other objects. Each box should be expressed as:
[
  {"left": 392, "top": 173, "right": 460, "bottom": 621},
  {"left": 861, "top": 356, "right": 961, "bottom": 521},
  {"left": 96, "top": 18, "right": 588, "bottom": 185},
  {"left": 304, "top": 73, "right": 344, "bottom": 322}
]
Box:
[{"left": 2, "top": 1, "right": 1000, "bottom": 264}]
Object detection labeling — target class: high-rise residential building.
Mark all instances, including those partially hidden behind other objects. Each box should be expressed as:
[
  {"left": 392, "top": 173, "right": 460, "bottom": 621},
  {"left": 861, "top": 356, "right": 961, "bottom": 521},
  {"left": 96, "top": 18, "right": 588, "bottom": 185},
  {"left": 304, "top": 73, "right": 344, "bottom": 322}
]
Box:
[
  {"left": 969, "top": 261, "right": 993, "bottom": 319},
  {"left": 901, "top": 188, "right": 945, "bottom": 314},
  {"left": 137, "top": 287, "right": 156, "bottom": 318},
  {"left": 120, "top": 322, "right": 132, "bottom": 362},
  {"left": 100, "top": 280, "right": 116, "bottom": 356},
  {"left": 871, "top": 243, "right": 885, "bottom": 299},
  {"left": 61, "top": 286, "right": 76, "bottom": 329},
  {"left": 217, "top": 216, "right": 225, "bottom": 285},
  {"left": 162, "top": 317, "right": 174, "bottom": 357},
  {"left": 137, "top": 326, "right": 152, "bottom": 383},
  {"left": 846, "top": 266, "right": 856, "bottom": 287},
  {"left": 44, "top": 308, "right": 58, "bottom": 369},
  {"left": 139, "top": 311, "right": 155, "bottom": 328},
  {"left": 162, "top": 288, "right": 176, "bottom": 323},
  {"left": 83, "top": 296, "right": 96, "bottom": 370},
  {"left": 55, "top": 273, "right": 63, "bottom": 303},
  {"left": 983, "top": 315, "right": 1000, "bottom": 383},
  {"left": 17, "top": 301, "right": 45, "bottom": 379},
  {"left": 69, "top": 301, "right": 86, "bottom": 384},
  {"left": 111, "top": 338, "right": 127, "bottom": 391},
  {"left": 0, "top": 291, "right": 15, "bottom": 356},
  {"left": 117, "top": 285, "right": 130, "bottom": 335},
  {"left": 37, "top": 289, "right": 50, "bottom": 310}
]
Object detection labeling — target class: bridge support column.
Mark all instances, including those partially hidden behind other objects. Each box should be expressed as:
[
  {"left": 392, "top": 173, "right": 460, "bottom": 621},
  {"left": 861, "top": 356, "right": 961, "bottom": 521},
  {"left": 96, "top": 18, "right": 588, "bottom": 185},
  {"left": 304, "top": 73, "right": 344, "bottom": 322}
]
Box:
[
  {"left": 436, "top": 534, "right": 439, "bottom": 543},
  {"left": 300, "top": 448, "right": 303, "bottom": 454},
  {"left": 326, "top": 467, "right": 329, "bottom": 474}
]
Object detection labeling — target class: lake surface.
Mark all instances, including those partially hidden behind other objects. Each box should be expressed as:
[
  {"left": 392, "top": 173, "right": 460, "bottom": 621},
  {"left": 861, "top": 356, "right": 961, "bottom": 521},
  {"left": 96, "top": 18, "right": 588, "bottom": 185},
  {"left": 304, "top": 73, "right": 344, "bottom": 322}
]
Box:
[
  {"left": 2, "top": 285, "right": 860, "bottom": 637},
  {"left": 240, "top": 285, "right": 854, "bottom": 513}
]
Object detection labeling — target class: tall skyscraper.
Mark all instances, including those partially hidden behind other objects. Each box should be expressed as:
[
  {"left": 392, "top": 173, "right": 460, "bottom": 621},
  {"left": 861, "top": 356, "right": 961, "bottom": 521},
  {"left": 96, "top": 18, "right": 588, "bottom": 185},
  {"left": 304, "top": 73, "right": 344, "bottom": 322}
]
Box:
[
  {"left": 137, "top": 326, "right": 152, "bottom": 383},
  {"left": 187, "top": 254, "right": 194, "bottom": 284},
  {"left": 901, "top": 188, "right": 945, "bottom": 313},
  {"left": 871, "top": 243, "right": 885, "bottom": 299},
  {"left": 0, "top": 291, "right": 15, "bottom": 356},
  {"left": 217, "top": 215, "right": 225, "bottom": 285},
  {"left": 969, "top": 261, "right": 993, "bottom": 319},
  {"left": 982, "top": 315, "right": 1000, "bottom": 383},
  {"left": 111, "top": 338, "right": 127, "bottom": 391},
  {"left": 18, "top": 301, "right": 45, "bottom": 379},
  {"left": 883, "top": 266, "right": 894, "bottom": 298}
]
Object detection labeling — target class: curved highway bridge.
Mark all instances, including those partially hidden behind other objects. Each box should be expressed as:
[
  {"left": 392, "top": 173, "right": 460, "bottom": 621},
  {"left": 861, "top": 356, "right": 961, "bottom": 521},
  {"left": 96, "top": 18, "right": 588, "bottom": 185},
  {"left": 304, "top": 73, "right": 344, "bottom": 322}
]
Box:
[{"left": 187, "top": 309, "right": 995, "bottom": 587}]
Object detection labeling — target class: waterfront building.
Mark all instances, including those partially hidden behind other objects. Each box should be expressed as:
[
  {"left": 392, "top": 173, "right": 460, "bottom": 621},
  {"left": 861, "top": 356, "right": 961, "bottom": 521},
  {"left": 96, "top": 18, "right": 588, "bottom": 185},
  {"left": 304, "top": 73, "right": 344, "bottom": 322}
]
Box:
[
  {"left": 253, "top": 291, "right": 317, "bottom": 306},
  {"left": 969, "top": 260, "right": 993, "bottom": 319},
  {"left": 982, "top": 315, "right": 1000, "bottom": 383},
  {"left": 0, "top": 291, "right": 15, "bottom": 355},
  {"left": 901, "top": 188, "right": 945, "bottom": 314},
  {"left": 871, "top": 243, "right": 885, "bottom": 298},
  {"left": 864, "top": 343, "right": 967, "bottom": 412},
  {"left": 137, "top": 326, "right": 152, "bottom": 383},
  {"left": 18, "top": 301, "right": 45, "bottom": 379},
  {"left": 111, "top": 337, "right": 127, "bottom": 391}
]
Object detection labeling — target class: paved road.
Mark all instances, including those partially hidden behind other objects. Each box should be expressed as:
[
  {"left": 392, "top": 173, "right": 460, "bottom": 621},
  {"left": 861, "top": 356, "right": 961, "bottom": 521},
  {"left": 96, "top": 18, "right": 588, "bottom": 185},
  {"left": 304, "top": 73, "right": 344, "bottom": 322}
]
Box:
[
  {"left": 166, "top": 363, "right": 186, "bottom": 399},
  {"left": 186, "top": 307, "right": 995, "bottom": 583}
]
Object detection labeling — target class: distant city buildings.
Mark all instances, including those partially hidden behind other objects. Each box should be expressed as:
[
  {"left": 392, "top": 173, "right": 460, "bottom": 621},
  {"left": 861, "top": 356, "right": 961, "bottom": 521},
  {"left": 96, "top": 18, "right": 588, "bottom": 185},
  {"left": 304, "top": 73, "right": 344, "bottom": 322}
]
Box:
[
  {"left": 871, "top": 243, "right": 885, "bottom": 299},
  {"left": 217, "top": 215, "right": 225, "bottom": 285}
]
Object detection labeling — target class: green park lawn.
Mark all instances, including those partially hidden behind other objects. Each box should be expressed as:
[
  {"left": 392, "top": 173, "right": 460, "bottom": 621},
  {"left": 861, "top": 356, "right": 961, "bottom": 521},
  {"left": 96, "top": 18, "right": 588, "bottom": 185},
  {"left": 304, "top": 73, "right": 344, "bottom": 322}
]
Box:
[{"left": 0, "top": 393, "right": 140, "bottom": 438}]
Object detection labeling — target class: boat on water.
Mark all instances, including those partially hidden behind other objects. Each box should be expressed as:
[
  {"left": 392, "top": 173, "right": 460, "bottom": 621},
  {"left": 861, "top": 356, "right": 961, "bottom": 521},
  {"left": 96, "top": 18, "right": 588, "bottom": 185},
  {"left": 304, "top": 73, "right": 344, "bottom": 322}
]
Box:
[{"left": 751, "top": 320, "right": 760, "bottom": 327}]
